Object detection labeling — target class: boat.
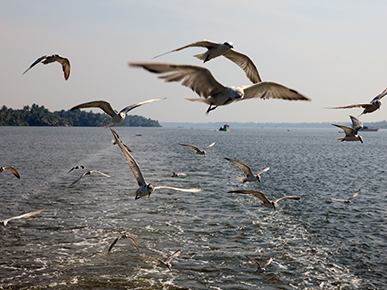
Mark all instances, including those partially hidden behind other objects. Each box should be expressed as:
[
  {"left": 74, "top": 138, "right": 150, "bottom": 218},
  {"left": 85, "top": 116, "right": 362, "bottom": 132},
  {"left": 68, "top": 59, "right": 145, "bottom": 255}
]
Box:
[
  {"left": 219, "top": 124, "right": 230, "bottom": 131},
  {"left": 359, "top": 125, "right": 379, "bottom": 132}
]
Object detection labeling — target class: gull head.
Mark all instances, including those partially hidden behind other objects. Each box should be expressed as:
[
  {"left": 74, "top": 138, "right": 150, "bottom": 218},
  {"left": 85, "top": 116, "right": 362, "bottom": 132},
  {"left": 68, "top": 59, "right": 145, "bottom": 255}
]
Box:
[
  {"left": 223, "top": 42, "right": 234, "bottom": 49},
  {"left": 257, "top": 175, "right": 261, "bottom": 183},
  {"left": 147, "top": 184, "right": 155, "bottom": 196}
]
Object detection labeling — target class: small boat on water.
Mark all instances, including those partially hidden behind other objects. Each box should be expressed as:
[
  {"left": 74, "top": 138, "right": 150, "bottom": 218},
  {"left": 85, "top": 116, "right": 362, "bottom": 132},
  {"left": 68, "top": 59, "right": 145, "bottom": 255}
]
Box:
[
  {"left": 359, "top": 125, "right": 379, "bottom": 132},
  {"left": 219, "top": 124, "right": 230, "bottom": 131}
]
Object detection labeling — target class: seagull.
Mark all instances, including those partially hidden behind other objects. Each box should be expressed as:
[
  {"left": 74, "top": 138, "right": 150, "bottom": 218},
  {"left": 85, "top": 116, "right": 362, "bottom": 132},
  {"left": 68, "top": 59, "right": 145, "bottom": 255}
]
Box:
[
  {"left": 326, "top": 88, "right": 387, "bottom": 116},
  {"left": 179, "top": 142, "right": 215, "bottom": 155},
  {"left": 245, "top": 256, "right": 273, "bottom": 273},
  {"left": 23, "top": 54, "right": 70, "bottom": 80},
  {"left": 69, "top": 97, "right": 166, "bottom": 126},
  {"left": 110, "top": 128, "right": 202, "bottom": 200},
  {"left": 137, "top": 249, "right": 181, "bottom": 270},
  {"left": 169, "top": 170, "right": 187, "bottom": 177},
  {"left": 70, "top": 170, "right": 111, "bottom": 186},
  {"left": 108, "top": 234, "right": 140, "bottom": 253},
  {"left": 67, "top": 165, "right": 84, "bottom": 174},
  {"left": 129, "top": 63, "right": 310, "bottom": 114},
  {"left": 331, "top": 189, "right": 360, "bottom": 203},
  {"left": 228, "top": 190, "right": 300, "bottom": 210},
  {"left": 1, "top": 209, "right": 43, "bottom": 226},
  {"left": 225, "top": 158, "right": 269, "bottom": 183},
  {"left": 332, "top": 115, "right": 363, "bottom": 143},
  {"left": 0, "top": 166, "right": 20, "bottom": 179},
  {"left": 153, "top": 40, "right": 261, "bottom": 83}
]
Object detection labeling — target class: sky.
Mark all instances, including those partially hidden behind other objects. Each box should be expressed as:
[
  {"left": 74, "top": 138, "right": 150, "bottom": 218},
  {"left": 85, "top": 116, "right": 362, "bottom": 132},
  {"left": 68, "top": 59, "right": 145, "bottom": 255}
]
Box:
[{"left": 1, "top": 0, "right": 386, "bottom": 124}]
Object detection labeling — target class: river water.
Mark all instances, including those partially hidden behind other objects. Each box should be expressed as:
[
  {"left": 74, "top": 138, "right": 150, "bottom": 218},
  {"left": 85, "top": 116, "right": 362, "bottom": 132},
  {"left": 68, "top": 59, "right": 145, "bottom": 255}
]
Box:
[{"left": 0, "top": 126, "right": 386, "bottom": 289}]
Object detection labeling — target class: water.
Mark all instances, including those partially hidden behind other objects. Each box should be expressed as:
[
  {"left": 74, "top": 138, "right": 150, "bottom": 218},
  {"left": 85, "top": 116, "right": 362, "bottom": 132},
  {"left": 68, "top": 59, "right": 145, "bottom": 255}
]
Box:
[{"left": 0, "top": 126, "right": 386, "bottom": 289}]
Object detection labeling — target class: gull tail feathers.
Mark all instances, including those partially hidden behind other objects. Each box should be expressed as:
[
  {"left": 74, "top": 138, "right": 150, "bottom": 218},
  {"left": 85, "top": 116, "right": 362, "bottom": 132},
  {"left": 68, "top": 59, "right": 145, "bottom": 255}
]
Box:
[
  {"left": 193, "top": 53, "right": 207, "bottom": 62},
  {"left": 237, "top": 176, "right": 246, "bottom": 182},
  {"left": 336, "top": 137, "right": 344, "bottom": 141},
  {"left": 185, "top": 98, "right": 209, "bottom": 103}
]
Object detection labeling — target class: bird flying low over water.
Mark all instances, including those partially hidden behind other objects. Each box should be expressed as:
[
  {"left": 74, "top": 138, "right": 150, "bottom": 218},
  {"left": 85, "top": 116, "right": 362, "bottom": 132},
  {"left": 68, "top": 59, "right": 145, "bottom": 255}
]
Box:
[
  {"left": 70, "top": 98, "right": 166, "bottom": 127},
  {"left": 0, "top": 166, "right": 20, "bottom": 179},
  {"left": 179, "top": 142, "right": 215, "bottom": 155},
  {"left": 245, "top": 256, "right": 273, "bottom": 273},
  {"left": 225, "top": 158, "right": 269, "bottom": 183},
  {"left": 70, "top": 170, "right": 111, "bottom": 186},
  {"left": 331, "top": 189, "right": 360, "bottom": 203},
  {"left": 67, "top": 165, "right": 84, "bottom": 174},
  {"left": 153, "top": 40, "right": 261, "bottom": 83},
  {"left": 325, "top": 88, "right": 387, "bottom": 116},
  {"left": 23, "top": 55, "right": 70, "bottom": 80},
  {"left": 108, "top": 234, "right": 140, "bottom": 253},
  {"left": 129, "top": 63, "right": 310, "bottom": 114},
  {"left": 332, "top": 115, "right": 363, "bottom": 143},
  {"left": 110, "top": 128, "right": 202, "bottom": 200},
  {"left": 169, "top": 170, "right": 187, "bottom": 177},
  {"left": 1, "top": 209, "right": 44, "bottom": 226},
  {"left": 228, "top": 190, "right": 300, "bottom": 210},
  {"left": 137, "top": 249, "right": 181, "bottom": 270}
]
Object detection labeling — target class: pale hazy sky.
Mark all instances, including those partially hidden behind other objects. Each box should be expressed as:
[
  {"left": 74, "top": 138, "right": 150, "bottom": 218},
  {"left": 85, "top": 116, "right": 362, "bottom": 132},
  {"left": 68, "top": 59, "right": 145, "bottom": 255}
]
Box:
[{"left": 1, "top": 1, "right": 386, "bottom": 124}]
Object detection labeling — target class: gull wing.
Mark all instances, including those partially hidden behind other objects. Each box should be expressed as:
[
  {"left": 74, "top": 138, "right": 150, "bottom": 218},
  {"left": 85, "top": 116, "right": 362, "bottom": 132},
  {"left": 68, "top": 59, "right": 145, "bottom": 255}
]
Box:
[
  {"left": 348, "top": 189, "right": 360, "bottom": 201},
  {"left": 154, "top": 186, "right": 202, "bottom": 193},
  {"left": 2, "top": 209, "right": 43, "bottom": 226},
  {"left": 153, "top": 40, "right": 219, "bottom": 59},
  {"left": 119, "top": 97, "right": 167, "bottom": 114},
  {"left": 22, "top": 55, "right": 48, "bottom": 75},
  {"left": 129, "top": 63, "right": 226, "bottom": 99},
  {"left": 163, "top": 249, "right": 182, "bottom": 264},
  {"left": 204, "top": 142, "right": 215, "bottom": 150},
  {"left": 223, "top": 50, "right": 262, "bottom": 83},
  {"left": 89, "top": 170, "right": 111, "bottom": 177},
  {"left": 331, "top": 124, "right": 355, "bottom": 137},
  {"left": 370, "top": 88, "right": 387, "bottom": 102},
  {"left": 274, "top": 196, "right": 300, "bottom": 203},
  {"left": 262, "top": 258, "right": 273, "bottom": 269},
  {"left": 331, "top": 198, "right": 348, "bottom": 202},
  {"left": 110, "top": 128, "right": 146, "bottom": 187},
  {"left": 225, "top": 158, "right": 253, "bottom": 177},
  {"left": 350, "top": 115, "right": 363, "bottom": 133},
  {"left": 70, "top": 171, "right": 89, "bottom": 186},
  {"left": 242, "top": 81, "right": 310, "bottom": 101},
  {"left": 179, "top": 143, "right": 201, "bottom": 153},
  {"left": 108, "top": 235, "right": 140, "bottom": 252},
  {"left": 326, "top": 103, "right": 372, "bottom": 109},
  {"left": 256, "top": 167, "right": 270, "bottom": 176},
  {"left": 2, "top": 166, "right": 20, "bottom": 179},
  {"left": 228, "top": 190, "right": 271, "bottom": 204},
  {"left": 245, "top": 255, "right": 261, "bottom": 269},
  {"left": 70, "top": 100, "right": 116, "bottom": 118},
  {"left": 55, "top": 56, "right": 71, "bottom": 80},
  {"left": 137, "top": 257, "right": 165, "bottom": 265}
]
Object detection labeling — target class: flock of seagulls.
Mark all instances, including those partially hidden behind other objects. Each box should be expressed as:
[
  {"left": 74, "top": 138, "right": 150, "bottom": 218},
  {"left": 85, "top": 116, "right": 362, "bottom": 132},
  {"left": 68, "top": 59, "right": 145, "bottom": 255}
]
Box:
[{"left": 4, "top": 39, "right": 379, "bottom": 275}]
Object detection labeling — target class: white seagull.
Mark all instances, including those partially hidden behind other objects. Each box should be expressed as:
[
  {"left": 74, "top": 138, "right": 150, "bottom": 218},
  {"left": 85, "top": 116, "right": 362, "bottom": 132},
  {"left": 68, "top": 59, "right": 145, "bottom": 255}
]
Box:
[
  {"left": 129, "top": 63, "right": 309, "bottom": 114},
  {"left": 153, "top": 40, "right": 261, "bottom": 83},
  {"left": 326, "top": 88, "right": 387, "bottom": 116},
  {"left": 110, "top": 128, "right": 202, "bottom": 200},
  {"left": 0, "top": 166, "right": 20, "bottom": 179},
  {"left": 332, "top": 115, "right": 363, "bottom": 143},
  {"left": 245, "top": 256, "right": 273, "bottom": 273},
  {"left": 1, "top": 209, "right": 44, "bottom": 226},
  {"left": 331, "top": 189, "right": 360, "bottom": 203},
  {"left": 169, "top": 170, "right": 187, "bottom": 177},
  {"left": 108, "top": 234, "right": 140, "bottom": 253},
  {"left": 23, "top": 54, "right": 70, "bottom": 80},
  {"left": 137, "top": 249, "right": 181, "bottom": 270},
  {"left": 70, "top": 97, "right": 166, "bottom": 126},
  {"left": 67, "top": 165, "right": 84, "bottom": 174},
  {"left": 225, "top": 158, "right": 269, "bottom": 183},
  {"left": 179, "top": 142, "right": 215, "bottom": 155},
  {"left": 228, "top": 190, "right": 300, "bottom": 210},
  {"left": 70, "top": 170, "right": 111, "bottom": 186}
]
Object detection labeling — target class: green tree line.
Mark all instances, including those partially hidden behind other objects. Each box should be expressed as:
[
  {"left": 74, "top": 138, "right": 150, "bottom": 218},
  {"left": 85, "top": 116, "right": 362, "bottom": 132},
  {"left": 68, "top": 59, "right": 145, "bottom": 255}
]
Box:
[{"left": 0, "top": 104, "right": 161, "bottom": 127}]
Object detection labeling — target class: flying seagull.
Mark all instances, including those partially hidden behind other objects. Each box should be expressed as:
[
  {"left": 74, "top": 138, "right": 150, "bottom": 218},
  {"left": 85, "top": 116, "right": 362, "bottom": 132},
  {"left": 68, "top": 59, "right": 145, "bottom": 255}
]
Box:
[
  {"left": 326, "top": 88, "right": 387, "bottom": 116},
  {"left": 169, "top": 170, "right": 187, "bottom": 177},
  {"left": 110, "top": 128, "right": 202, "bottom": 200},
  {"left": 137, "top": 249, "right": 181, "bottom": 270},
  {"left": 245, "top": 256, "right": 273, "bottom": 272},
  {"left": 108, "top": 234, "right": 140, "bottom": 253},
  {"left": 129, "top": 63, "right": 309, "bottom": 114},
  {"left": 67, "top": 165, "right": 84, "bottom": 174},
  {"left": 331, "top": 189, "right": 360, "bottom": 203},
  {"left": 332, "top": 115, "right": 363, "bottom": 143},
  {"left": 69, "top": 97, "right": 166, "bottom": 126},
  {"left": 70, "top": 170, "right": 111, "bottom": 186},
  {"left": 179, "top": 142, "right": 215, "bottom": 155},
  {"left": 225, "top": 157, "right": 269, "bottom": 183},
  {"left": 228, "top": 190, "right": 300, "bottom": 210},
  {"left": 153, "top": 40, "right": 261, "bottom": 83},
  {"left": 0, "top": 166, "right": 20, "bottom": 179},
  {"left": 1, "top": 209, "right": 44, "bottom": 226},
  {"left": 23, "top": 54, "right": 70, "bottom": 80}
]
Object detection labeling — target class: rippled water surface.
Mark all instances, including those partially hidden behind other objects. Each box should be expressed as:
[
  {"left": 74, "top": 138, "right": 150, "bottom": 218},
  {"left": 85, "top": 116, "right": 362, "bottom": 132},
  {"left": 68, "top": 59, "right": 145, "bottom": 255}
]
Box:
[{"left": 1, "top": 126, "right": 386, "bottom": 289}]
